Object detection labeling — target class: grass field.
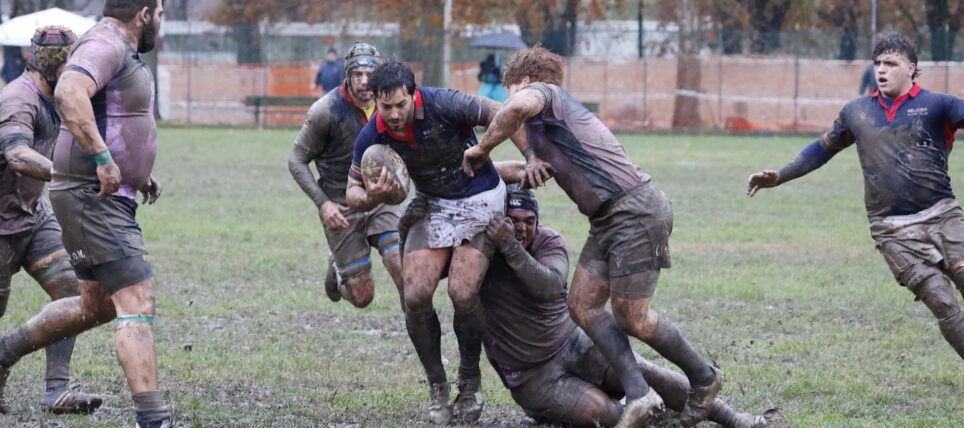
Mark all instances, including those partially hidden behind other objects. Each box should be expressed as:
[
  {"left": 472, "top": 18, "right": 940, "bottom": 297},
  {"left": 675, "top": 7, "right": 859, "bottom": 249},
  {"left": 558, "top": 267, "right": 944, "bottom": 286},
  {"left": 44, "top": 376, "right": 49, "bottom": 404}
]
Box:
[{"left": 0, "top": 128, "right": 962, "bottom": 427}]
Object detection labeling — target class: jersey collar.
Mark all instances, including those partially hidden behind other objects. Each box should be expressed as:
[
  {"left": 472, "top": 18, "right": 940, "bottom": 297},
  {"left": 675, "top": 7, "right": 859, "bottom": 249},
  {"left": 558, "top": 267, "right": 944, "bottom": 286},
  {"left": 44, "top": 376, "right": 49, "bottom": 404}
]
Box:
[
  {"left": 340, "top": 82, "right": 376, "bottom": 123},
  {"left": 872, "top": 83, "right": 922, "bottom": 122},
  {"left": 375, "top": 88, "right": 424, "bottom": 147}
]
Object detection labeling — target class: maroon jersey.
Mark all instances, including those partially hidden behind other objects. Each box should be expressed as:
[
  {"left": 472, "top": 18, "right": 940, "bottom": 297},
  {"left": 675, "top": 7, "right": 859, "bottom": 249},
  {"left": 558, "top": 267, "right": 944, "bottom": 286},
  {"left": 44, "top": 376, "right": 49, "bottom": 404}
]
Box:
[
  {"left": 0, "top": 73, "right": 60, "bottom": 235},
  {"left": 480, "top": 226, "right": 575, "bottom": 388},
  {"left": 523, "top": 82, "right": 648, "bottom": 217}
]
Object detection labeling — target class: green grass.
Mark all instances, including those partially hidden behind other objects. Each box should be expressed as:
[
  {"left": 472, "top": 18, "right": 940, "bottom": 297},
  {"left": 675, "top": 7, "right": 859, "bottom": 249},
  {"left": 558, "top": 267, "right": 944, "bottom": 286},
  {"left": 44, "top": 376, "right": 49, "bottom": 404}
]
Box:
[{"left": 1, "top": 128, "right": 961, "bottom": 427}]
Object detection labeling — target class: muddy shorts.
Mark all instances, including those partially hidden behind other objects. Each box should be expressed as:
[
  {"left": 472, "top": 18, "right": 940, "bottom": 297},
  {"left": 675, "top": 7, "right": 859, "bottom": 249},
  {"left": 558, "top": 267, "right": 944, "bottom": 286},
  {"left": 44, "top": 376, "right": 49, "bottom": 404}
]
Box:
[
  {"left": 49, "top": 186, "right": 152, "bottom": 294},
  {"left": 870, "top": 198, "right": 964, "bottom": 291},
  {"left": 0, "top": 212, "right": 64, "bottom": 282},
  {"left": 579, "top": 183, "right": 672, "bottom": 295},
  {"left": 404, "top": 179, "right": 504, "bottom": 257},
  {"left": 323, "top": 202, "right": 403, "bottom": 279},
  {"left": 509, "top": 328, "right": 616, "bottom": 424}
]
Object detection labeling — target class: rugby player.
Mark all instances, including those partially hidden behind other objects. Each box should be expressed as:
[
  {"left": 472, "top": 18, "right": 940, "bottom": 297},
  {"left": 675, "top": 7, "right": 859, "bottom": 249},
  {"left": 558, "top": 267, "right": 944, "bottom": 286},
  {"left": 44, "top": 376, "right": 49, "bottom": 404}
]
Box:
[
  {"left": 748, "top": 32, "right": 964, "bottom": 360},
  {"left": 463, "top": 46, "right": 723, "bottom": 427},
  {"left": 476, "top": 185, "right": 785, "bottom": 427},
  {"left": 0, "top": 1, "right": 172, "bottom": 426},
  {"left": 347, "top": 60, "right": 519, "bottom": 424},
  {"left": 289, "top": 42, "right": 405, "bottom": 308},
  {"left": 0, "top": 25, "right": 103, "bottom": 414}
]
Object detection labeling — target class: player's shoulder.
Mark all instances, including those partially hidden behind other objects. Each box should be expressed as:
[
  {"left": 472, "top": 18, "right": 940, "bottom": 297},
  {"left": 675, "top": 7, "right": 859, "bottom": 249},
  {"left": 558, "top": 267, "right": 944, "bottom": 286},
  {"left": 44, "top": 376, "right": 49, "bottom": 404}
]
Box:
[
  {"left": 73, "top": 23, "right": 128, "bottom": 54},
  {"left": 0, "top": 75, "right": 38, "bottom": 104},
  {"left": 306, "top": 89, "right": 345, "bottom": 120},
  {"left": 532, "top": 225, "right": 567, "bottom": 252}
]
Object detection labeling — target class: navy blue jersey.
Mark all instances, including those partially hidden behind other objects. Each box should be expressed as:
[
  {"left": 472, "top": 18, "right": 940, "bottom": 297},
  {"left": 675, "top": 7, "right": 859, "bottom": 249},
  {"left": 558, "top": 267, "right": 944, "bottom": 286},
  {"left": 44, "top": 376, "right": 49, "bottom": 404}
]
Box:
[
  {"left": 824, "top": 84, "right": 964, "bottom": 218},
  {"left": 350, "top": 87, "right": 499, "bottom": 199}
]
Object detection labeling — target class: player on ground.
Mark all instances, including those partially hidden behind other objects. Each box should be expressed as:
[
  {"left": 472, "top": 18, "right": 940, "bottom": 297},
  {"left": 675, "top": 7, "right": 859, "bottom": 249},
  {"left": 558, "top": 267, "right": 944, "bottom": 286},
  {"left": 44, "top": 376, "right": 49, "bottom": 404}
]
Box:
[
  {"left": 347, "top": 60, "right": 516, "bottom": 424},
  {"left": 0, "top": 1, "right": 172, "bottom": 427},
  {"left": 748, "top": 33, "right": 964, "bottom": 360},
  {"left": 471, "top": 185, "right": 785, "bottom": 427},
  {"left": 462, "top": 46, "right": 723, "bottom": 427},
  {"left": 289, "top": 42, "right": 404, "bottom": 308},
  {"left": 0, "top": 25, "right": 103, "bottom": 415}
]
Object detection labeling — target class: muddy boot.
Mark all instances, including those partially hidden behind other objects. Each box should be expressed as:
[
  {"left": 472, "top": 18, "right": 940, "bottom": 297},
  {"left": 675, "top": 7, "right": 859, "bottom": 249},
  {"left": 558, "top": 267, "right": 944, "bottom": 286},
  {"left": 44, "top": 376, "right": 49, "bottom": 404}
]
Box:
[
  {"left": 136, "top": 419, "right": 171, "bottom": 428},
  {"left": 324, "top": 262, "right": 341, "bottom": 302},
  {"left": 452, "top": 376, "right": 484, "bottom": 424},
  {"left": 428, "top": 382, "right": 451, "bottom": 424},
  {"left": 680, "top": 366, "right": 724, "bottom": 427},
  {"left": 41, "top": 386, "right": 104, "bottom": 414},
  {"left": 730, "top": 408, "right": 789, "bottom": 428},
  {"left": 616, "top": 388, "right": 665, "bottom": 428},
  {"left": 0, "top": 365, "right": 9, "bottom": 414}
]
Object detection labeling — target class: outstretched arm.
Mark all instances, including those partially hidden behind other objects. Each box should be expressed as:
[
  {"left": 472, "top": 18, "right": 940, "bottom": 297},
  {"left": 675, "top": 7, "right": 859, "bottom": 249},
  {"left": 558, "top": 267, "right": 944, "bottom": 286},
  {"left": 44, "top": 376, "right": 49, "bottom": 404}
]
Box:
[
  {"left": 3, "top": 143, "right": 51, "bottom": 181},
  {"left": 748, "top": 132, "right": 850, "bottom": 197},
  {"left": 463, "top": 88, "right": 544, "bottom": 176}
]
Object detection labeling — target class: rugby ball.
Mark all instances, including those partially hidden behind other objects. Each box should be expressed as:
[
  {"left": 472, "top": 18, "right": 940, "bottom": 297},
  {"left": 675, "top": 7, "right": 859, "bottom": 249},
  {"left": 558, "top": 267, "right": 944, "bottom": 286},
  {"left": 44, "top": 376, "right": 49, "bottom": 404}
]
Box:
[{"left": 360, "top": 145, "right": 410, "bottom": 205}]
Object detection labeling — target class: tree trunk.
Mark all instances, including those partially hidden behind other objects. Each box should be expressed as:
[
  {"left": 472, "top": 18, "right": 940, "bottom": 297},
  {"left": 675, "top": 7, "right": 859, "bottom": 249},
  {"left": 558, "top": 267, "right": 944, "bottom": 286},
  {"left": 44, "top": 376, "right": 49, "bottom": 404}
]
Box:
[{"left": 672, "top": 54, "right": 702, "bottom": 130}]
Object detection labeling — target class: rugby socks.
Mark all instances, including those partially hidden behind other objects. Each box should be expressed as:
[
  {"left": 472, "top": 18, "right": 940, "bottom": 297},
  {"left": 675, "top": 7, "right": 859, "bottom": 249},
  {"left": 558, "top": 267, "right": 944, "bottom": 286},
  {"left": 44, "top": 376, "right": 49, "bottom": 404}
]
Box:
[
  {"left": 405, "top": 305, "right": 447, "bottom": 385},
  {"left": 585, "top": 312, "right": 649, "bottom": 400},
  {"left": 44, "top": 337, "right": 75, "bottom": 392},
  {"left": 132, "top": 391, "right": 172, "bottom": 426},
  {"left": 453, "top": 301, "right": 485, "bottom": 382},
  {"left": 938, "top": 310, "right": 964, "bottom": 359},
  {"left": 0, "top": 327, "right": 34, "bottom": 368},
  {"left": 644, "top": 315, "right": 715, "bottom": 387}
]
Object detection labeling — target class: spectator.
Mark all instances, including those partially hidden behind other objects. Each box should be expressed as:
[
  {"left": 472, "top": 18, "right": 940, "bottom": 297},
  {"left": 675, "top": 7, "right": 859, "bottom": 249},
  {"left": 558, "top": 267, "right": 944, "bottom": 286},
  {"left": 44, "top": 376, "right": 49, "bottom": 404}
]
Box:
[
  {"left": 313, "top": 47, "right": 345, "bottom": 93},
  {"left": 477, "top": 53, "right": 507, "bottom": 102},
  {"left": 1, "top": 46, "right": 26, "bottom": 84},
  {"left": 859, "top": 63, "right": 876, "bottom": 95}
]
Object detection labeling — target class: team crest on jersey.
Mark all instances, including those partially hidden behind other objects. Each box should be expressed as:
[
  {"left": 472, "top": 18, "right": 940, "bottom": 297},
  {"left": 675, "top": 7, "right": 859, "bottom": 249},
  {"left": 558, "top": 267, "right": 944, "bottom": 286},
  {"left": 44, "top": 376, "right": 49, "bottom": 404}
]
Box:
[{"left": 907, "top": 107, "right": 929, "bottom": 117}]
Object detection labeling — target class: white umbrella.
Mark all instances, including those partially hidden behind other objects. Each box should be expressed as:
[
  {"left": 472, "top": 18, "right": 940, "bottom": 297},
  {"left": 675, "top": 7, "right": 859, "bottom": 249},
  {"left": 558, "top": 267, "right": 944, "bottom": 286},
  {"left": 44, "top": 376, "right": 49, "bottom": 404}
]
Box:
[{"left": 0, "top": 8, "right": 97, "bottom": 47}]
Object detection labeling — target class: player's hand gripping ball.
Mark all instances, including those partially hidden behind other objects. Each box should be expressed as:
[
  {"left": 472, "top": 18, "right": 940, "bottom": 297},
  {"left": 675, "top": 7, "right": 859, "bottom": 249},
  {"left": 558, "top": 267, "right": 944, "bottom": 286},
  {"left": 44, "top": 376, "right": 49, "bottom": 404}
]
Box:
[{"left": 361, "top": 145, "right": 410, "bottom": 205}]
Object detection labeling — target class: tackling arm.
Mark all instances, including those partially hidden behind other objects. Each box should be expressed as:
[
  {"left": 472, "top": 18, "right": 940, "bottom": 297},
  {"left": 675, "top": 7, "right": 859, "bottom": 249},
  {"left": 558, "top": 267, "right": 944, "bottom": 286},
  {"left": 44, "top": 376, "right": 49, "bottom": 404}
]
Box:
[
  {"left": 499, "top": 237, "right": 568, "bottom": 303},
  {"left": 477, "top": 89, "right": 544, "bottom": 156}
]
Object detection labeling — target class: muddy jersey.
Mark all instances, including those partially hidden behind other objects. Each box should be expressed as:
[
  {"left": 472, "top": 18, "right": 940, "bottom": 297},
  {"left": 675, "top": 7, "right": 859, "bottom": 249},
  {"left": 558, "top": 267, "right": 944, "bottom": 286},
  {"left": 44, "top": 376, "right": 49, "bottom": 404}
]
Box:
[
  {"left": 0, "top": 74, "right": 60, "bottom": 235},
  {"left": 523, "top": 82, "right": 648, "bottom": 218},
  {"left": 480, "top": 226, "right": 575, "bottom": 388},
  {"left": 50, "top": 20, "right": 157, "bottom": 200},
  {"left": 824, "top": 84, "right": 964, "bottom": 218},
  {"left": 350, "top": 87, "right": 499, "bottom": 199},
  {"left": 294, "top": 84, "right": 371, "bottom": 204}
]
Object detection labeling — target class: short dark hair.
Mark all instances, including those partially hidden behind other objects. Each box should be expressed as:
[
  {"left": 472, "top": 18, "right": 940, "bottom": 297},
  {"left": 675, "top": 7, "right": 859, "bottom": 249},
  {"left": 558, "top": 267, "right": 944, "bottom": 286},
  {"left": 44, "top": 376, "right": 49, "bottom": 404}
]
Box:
[
  {"left": 873, "top": 32, "right": 920, "bottom": 80},
  {"left": 503, "top": 44, "right": 564, "bottom": 87},
  {"left": 104, "top": 0, "right": 161, "bottom": 22},
  {"left": 370, "top": 60, "right": 417, "bottom": 98}
]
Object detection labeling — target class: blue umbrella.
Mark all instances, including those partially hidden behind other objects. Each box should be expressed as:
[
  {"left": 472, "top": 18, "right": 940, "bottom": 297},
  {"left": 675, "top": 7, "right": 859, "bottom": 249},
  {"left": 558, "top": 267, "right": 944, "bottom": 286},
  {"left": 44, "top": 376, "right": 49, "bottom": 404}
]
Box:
[{"left": 469, "top": 33, "right": 527, "bottom": 50}]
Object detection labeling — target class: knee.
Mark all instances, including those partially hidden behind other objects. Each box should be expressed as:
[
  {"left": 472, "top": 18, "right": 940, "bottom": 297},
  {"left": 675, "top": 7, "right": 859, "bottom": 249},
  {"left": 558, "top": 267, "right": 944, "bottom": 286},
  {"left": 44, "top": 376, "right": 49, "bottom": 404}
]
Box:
[
  {"left": 447, "top": 283, "right": 480, "bottom": 313},
  {"left": 916, "top": 276, "right": 960, "bottom": 320},
  {"left": 570, "top": 389, "right": 622, "bottom": 427},
  {"left": 612, "top": 299, "right": 657, "bottom": 340},
  {"left": 343, "top": 273, "right": 375, "bottom": 308},
  {"left": 404, "top": 280, "right": 435, "bottom": 312},
  {"left": 568, "top": 296, "right": 599, "bottom": 328},
  {"left": 31, "top": 257, "right": 79, "bottom": 300}
]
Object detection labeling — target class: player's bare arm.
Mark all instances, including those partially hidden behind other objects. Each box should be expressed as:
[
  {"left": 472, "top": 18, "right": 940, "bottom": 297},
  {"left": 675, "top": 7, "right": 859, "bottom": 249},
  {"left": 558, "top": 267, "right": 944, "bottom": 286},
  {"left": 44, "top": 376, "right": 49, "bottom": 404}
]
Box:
[
  {"left": 493, "top": 160, "right": 525, "bottom": 183},
  {"left": 55, "top": 70, "right": 119, "bottom": 199},
  {"left": 288, "top": 145, "right": 350, "bottom": 230},
  {"left": 3, "top": 144, "right": 52, "bottom": 181},
  {"left": 463, "top": 88, "right": 544, "bottom": 176},
  {"left": 346, "top": 166, "right": 399, "bottom": 211},
  {"left": 747, "top": 134, "right": 844, "bottom": 197}
]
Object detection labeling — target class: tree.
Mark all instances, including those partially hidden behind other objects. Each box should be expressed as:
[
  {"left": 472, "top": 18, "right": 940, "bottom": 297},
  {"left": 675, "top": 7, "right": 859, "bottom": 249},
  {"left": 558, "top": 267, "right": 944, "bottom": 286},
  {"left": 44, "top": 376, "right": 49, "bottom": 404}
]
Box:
[
  {"left": 924, "top": 0, "right": 964, "bottom": 60},
  {"left": 10, "top": 0, "right": 71, "bottom": 17}
]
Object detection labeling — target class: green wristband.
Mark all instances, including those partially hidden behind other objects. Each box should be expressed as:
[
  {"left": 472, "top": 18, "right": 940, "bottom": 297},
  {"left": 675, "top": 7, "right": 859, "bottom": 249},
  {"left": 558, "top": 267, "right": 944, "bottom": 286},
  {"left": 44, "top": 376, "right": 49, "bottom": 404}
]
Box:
[{"left": 93, "top": 150, "right": 113, "bottom": 166}]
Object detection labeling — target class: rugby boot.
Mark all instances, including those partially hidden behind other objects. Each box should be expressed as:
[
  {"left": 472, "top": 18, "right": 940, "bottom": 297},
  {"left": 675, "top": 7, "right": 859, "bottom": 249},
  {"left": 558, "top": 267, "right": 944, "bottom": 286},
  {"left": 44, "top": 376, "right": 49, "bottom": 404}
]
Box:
[
  {"left": 452, "top": 377, "right": 484, "bottom": 423},
  {"left": 615, "top": 388, "right": 665, "bottom": 428},
  {"left": 324, "top": 262, "right": 341, "bottom": 302},
  {"left": 0, "top": 364, "right": 10, "bottom": 414},
  {"left": 428, "top": 381, "right": 451, "bottom": 424},
  {"left": 731, "top": 408, "right": 788, "bottom": 428},
  {"left": 680, "top": 366, "right": 724, "bottom": 427},
  {"left": 41, "top": 386, "right": 104, "bottom": 414},
  {"left": 136, "top": 419, "right": 171, "bottom": 428}
]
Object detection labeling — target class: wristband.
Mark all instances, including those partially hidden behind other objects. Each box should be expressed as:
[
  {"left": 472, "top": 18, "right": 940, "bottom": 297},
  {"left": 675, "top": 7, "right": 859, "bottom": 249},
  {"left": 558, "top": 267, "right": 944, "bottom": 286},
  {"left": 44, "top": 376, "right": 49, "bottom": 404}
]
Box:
[{"left": 93, "top": 150, "right": 113, "bottom": 166}]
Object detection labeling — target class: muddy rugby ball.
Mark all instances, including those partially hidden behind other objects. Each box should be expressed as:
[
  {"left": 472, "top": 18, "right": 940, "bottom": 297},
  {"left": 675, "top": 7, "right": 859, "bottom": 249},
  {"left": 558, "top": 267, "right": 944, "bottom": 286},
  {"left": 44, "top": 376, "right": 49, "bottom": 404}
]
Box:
[{"left": 360, "top": 145, "right": 410, "bottom": 205}]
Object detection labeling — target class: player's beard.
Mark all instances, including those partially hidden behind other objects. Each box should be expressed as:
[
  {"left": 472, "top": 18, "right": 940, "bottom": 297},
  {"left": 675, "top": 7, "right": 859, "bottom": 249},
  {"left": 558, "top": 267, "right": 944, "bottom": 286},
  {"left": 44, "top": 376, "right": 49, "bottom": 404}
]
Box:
[
  {"left": 350, "top": 84, "right": 373, "bottom": 103},
  {"left": 138, "top": 15, "right": 159, "bottom": 53}
]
